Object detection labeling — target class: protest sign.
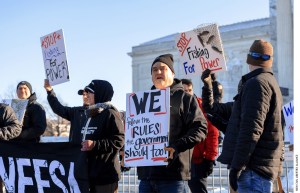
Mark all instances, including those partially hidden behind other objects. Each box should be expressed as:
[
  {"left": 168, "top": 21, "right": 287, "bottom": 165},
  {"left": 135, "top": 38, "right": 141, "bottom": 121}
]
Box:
[
  {"left": 40, "top": 29, "right": 70, "bottom": 86},
  {"left": 124, "top": 88, "right": 170, "bottom": 167},
  {"left": 283, "top": 100, "right": 294, "bottom": 144},
  {"left": 1, "top": 99, "right": 28, "bottom": 123},
  {"left": 175, "top": 23, "right": 226, "bottom": 76},
  {"left": 0, "top": 141, "right": 89, "bottom": 193}
]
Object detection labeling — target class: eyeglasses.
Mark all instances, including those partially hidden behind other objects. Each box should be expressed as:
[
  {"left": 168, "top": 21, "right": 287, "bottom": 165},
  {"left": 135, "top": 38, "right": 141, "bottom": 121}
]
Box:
[{"left": 248, "top": 51, "right": 271, "bottom": 61}]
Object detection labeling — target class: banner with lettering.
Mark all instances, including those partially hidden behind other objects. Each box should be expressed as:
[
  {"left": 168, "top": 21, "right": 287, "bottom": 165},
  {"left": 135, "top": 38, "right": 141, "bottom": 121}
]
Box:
[
  {"left": 0, "top": 141, "right": 89, "bottom": 193},
  {"left": 175, "top": 23, "right": 227, "bottom": 76},
  {"left": 40, "top": 29, "right": 70, "bottom": 86},
  {"left": 283, "top": 100, "right": 294, "bottom": 144},
  {"left": 1, "top": 99, "right": 28, "bottom": 123},
  {"left": 124, "top": 88, "right": 170, "bottom": 167}
]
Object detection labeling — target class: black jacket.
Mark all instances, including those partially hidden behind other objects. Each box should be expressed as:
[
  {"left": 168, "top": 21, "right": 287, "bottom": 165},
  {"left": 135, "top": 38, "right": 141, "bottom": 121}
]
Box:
[
  {"left": 138, "top": 78, "right": 207, "bottom": 181},
  {"left": 13, "top": 93, "right": 46, "bottom": 142},
  {"left": 0, "top": 103, "right": 22, "bottom": 140},
  {"left": 47, "top": 89, "right": 87, "bottom": 144},
  {"left": 83, "top": 80, "right": 124, "bottom": 185},
  {"left": 205, "top": 68, "right": 283, "bottom": 180}
]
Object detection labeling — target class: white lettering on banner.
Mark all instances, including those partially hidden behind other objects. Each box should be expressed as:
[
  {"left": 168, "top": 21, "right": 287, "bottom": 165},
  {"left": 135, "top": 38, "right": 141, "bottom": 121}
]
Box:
[
  {"left": 0, "top": 157, "right": 80, "bottom": 193},
  {"left": 17, "top": 158, "right": 34, "bottom": 193},
  {"left": 0, "top": 157, "right": 15, "bottom": 192},
  {"left": 49, "top": 160, "right": 68, "bottom": 193},
  {"left": 33, "top": 159, "right": 50, "bottom": 193},
  {"left": 68, "top": 162, "right": 80, "bottom": 193}
]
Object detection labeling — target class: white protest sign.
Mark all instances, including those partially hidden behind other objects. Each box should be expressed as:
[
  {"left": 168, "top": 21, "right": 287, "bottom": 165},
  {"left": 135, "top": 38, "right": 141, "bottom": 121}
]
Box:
[
  {"left": 1, "top": 99, "right": 28, "bottom": 123},
  {"left": 40, "top": 29, "right": 70, "bottom": 86},
  {"left": 283, "top": 100, "right": 294, "bottom": 144},
  {"left": 124, "top": 88, "right": 170, "bottom": 167},
  {"left": 175, "top": 23, "right": 227, "bottom": 76}
]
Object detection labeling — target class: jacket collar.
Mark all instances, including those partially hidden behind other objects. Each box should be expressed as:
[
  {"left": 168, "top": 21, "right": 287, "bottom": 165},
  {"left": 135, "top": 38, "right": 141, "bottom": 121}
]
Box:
[{"left": 242, "top": 67, "right": 273, "bottom": 83}]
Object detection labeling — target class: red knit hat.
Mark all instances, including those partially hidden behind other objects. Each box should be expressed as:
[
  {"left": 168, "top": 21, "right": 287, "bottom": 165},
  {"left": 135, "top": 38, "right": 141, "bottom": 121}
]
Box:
[{"left": 246, "top": 39, "right": 273, "bottom": 68}]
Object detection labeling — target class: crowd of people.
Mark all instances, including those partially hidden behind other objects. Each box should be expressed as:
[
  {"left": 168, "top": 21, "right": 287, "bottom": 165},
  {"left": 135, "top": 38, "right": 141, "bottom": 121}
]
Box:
[{"left": 0, "top": 39, "right": 285, "bottom": 193}]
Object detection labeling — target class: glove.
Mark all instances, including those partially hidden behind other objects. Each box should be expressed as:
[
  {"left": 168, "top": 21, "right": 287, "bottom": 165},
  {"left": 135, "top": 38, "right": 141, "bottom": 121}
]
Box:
[
  {"left": 201, "top": 69, "right": 212, "bottom": 88},
  {"left": 200, "top": 158, "right": 215, "bottom": 178},
  {"left": 229, "top": 168, "right": 242, "bottom": 191}
]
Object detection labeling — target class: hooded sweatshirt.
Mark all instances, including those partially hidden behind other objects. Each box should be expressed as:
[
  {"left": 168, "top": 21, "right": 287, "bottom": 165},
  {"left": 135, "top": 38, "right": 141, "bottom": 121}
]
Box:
[{"left": 83, "top": 80, "right": 124, "bottom": 185}]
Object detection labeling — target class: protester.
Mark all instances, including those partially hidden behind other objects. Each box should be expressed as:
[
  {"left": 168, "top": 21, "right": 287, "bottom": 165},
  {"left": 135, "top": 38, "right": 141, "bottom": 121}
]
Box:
[
  {"left": 12, "top": 81, "right": 46, "bottom": 142},
  {"left": 182, "top": 79, "right": 218, "bottom": 193},
  {"left": 0, "top": 103, "right": 22, "bottom": 140},
  {"left": 201, "top": 39, "right": 284, "bottom": 192},
  {"left": 138, "top": 54, "right": 207, "bottom": 193},
  {"left": 0, "top": 103, "right": 22, "bottom": 193},
  {"left": 80, "top": 80, "right": 124, "bottom": 193},
  {"left": 44, "top": 79, "right": 89, "bottom": 144}
]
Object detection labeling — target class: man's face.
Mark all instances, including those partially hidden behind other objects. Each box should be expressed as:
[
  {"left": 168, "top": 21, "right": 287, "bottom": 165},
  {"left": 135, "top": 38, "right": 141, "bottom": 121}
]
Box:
[
  {"left": 17, "top": 85, "right": 31, "bottom": 99},
  {"left": 151, "top": 62, "right": 174, "bottom": 89},
  {"left": 82, "top": 91, "right": 89, "bottom": 106},
  {"left": 87, "top": 92, "right": 95, "bottom": 105},
  {"left": 183, "top": 84, "right": 194, "bottom": 95}
]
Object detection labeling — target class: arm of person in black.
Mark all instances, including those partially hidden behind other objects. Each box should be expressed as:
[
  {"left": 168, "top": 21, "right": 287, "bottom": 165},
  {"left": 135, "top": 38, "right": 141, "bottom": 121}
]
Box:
[
  {"left": 201, "top": 69, "right": 233, "bottom": 134},
  {"left": 0, "top": 104, "right": 22, "bottom": 140},
  {"left": 46, "top": 89, "right": 74, "bottom": 121}
]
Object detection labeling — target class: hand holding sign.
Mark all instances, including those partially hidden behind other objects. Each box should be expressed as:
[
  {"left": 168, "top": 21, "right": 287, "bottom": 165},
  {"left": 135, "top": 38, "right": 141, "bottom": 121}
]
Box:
[{"left": 164, "top": 146, "right": 175, "bottom": 162}]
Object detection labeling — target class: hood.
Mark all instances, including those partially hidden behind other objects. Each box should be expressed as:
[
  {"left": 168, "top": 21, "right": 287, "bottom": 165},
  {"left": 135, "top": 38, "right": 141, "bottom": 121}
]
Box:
[{"left": 88, "top": 80, "right": 114, "bottom": 103}]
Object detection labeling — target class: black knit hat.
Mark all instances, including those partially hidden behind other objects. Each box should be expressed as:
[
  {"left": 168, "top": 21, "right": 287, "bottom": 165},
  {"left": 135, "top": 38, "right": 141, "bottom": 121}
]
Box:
[
  {"left": 78, "top": 86, "right": 88, "bottom": 95},
  {"left": 17, "top": 81, "right": 32, "bottom": 94},
  {"left": 246, "top": 39, "right": 273, "bottom": 68},
  {"left": 151, "top": 54, "right": 174, "bottom": 74}
]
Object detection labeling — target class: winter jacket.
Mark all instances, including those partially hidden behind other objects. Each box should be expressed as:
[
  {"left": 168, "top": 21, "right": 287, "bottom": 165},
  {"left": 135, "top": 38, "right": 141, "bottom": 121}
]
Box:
[
  {"left": 47, "top": 89, "right": 87, "bottom": 144},
  {"left": 215, "top": 68, "right": 283, "bottom": 180},
  {"left": 0, "top": 103, "right": 22, "bottom": 140},
  {"left": 83, "top": 80, "right": 124, "bottom": 185},
  {"left": 138, "top": 78, "right": 207, "bottom": 181},
  {"left": 192, "top": 98, "right": 218, "bottom": 164},
  {"left": 13, "top": 93, "right": 46, "bottom": 142}
]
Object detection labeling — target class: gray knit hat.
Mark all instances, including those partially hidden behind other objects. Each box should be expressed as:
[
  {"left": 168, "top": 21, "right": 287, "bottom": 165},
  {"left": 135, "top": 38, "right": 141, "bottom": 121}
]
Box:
[{"left": 151, "top": 54, "right": 174, "bottom": 74}]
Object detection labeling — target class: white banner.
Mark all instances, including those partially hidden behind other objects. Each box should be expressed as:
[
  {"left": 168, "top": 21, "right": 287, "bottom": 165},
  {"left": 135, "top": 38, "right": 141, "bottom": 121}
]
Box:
[
  {"left": 175, "top": 23, "right": 227, "bottom": 76},
  {"left": 283, "top": 100, "right": 294, "bottom": 144},
  {"left": 125, "top": 88, "right": 170, "bottom": 167},
  {"left": 40, "top": 29, "right": 70, "bottom": 86}
]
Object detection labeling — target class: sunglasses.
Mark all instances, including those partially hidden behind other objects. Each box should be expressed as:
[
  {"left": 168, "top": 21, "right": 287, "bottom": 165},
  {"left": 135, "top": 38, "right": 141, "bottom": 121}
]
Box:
[{"left": 248, "top": 51, "right": 271, "bottom": 61}]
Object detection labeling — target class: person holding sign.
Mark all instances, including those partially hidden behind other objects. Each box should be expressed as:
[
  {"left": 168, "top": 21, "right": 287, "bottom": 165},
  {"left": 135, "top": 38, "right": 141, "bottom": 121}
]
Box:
[
  {"left": 138, "top": 54, "right": 207, "bottom": 193},
  {"left": 182, "top": 79, "right": 218, "bottom": 193},
  {"left": 80, "top": 80, "right": 124, "bottom": 193},
  {"left": 12, "top": 81, "right": 46, "bottom": 142},
  {"left": 44, "top": 79, "right": 89, "bottom": 144},
  {"left": 201, "top": 40, "right": 284, "bottom": 193}
]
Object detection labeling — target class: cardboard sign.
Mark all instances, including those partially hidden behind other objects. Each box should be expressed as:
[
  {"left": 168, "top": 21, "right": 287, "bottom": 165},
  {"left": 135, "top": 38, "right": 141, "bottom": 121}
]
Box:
[
  {"left": 175, "top": 23, "right": 227, "bottom": 76},
  {"left": 40, "top": 29, "right": 70, "bottom": 86},
  {"left": 283, "top": 100, "right": 294, "bottom": 144},
  {"left": 1, "top": 99, "right": 28, "bottom": 123},
  {"left": 124, "top": 88, "right": 170, "bottom": 167}
]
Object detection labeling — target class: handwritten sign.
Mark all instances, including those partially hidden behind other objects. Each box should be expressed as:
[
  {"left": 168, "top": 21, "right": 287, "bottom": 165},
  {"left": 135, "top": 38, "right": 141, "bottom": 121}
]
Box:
[
  {"left": 124, "top": 88, "right": 170, "bottom": 167},
  {"left": 283, "top": 100, "right": 294, "bottom": 144},
  {"left": 40, "top": 29, "right": 70, "bottom": 86},
  {"left": 1, "top": 99, "right": 28, "bottom": 123},
  {"left": 175, "top": 23, "right": 227, "bottom": 76}
]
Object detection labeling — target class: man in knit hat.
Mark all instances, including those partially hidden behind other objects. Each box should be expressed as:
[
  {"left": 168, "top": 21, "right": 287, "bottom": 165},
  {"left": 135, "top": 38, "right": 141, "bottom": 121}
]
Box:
[
  {"left": 13, "top": 81, "right": 46, "bottom": 142},
  {"left": 201, "top": 39, "right": 283, "bottom": 193},
  {"left": 138, "top": 54, "right": 208, "bottom": 193}
]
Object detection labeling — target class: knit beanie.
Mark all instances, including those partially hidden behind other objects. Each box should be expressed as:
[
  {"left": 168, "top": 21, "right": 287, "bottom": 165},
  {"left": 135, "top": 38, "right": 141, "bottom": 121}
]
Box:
[
  {"left": 151, "top": 54, "right": 174, "bottom": 74},
  {"left": 246, "top": 39, "right": 273, "bottom": 68},
  {"left": 17, "top": 81, "right": 32, "bottom": 94}
]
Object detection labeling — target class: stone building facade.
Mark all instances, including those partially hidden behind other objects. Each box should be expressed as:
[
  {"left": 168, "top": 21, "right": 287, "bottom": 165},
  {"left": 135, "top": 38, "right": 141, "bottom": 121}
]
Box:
[{"left": 128, "top": 0, "right": 293, "bottom": 104}]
